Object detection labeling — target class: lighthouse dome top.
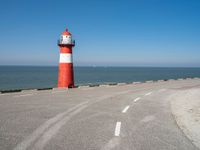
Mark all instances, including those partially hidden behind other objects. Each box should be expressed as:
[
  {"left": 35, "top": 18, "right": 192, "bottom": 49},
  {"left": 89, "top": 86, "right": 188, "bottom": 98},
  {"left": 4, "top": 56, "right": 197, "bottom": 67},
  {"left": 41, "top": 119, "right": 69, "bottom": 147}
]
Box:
[
  {"left": 58, "top": 28, "right": 75, "bottom": 46},
  {"left": 62, "top": 28, "right": 71, "bottom": 35}
]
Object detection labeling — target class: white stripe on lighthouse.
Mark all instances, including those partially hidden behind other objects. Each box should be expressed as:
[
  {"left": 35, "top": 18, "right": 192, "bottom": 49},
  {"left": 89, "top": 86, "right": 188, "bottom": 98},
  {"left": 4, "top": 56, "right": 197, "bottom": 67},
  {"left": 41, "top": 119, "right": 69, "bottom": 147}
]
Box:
[{"left": 59, "top": 53, "right": 72, "bottom": 63}]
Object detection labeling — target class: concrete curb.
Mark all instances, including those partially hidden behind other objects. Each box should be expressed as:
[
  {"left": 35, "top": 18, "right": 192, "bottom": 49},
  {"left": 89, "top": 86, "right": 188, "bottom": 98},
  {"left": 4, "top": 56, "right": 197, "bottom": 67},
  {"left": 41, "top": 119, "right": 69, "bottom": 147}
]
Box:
[
  {"left": 53, "top": 87, "right": 68, "bottom": 91},
  {"left": 99, "top": 84, "right": 110, "bottom": 87},
  {"left": 177, "top": 78, "right": 184, "bottom": 81},
  {"left": 168, "top": 79, "right": 175, "bottom": 81},
  {"left": 132, "top": 82, "right": 141, "bottom": 84},
  {"left": 78, "top": 85, "right": 90, "bottom": 88},
  {"left": 1, "top": 89, "right": 22, "bottom": 94},
  {"left": 89, "top": 84, "right": 100, "bottom": 87},
  {"left": 157, "top": 80, "right": 164, "bottom": 82},
  {"left": 37, "top": 88, "right": 53, "bottom": 91},
  {"left": 145, "top": 80, "right": 154, "bottom": 83},
  {"left": 108, "top": 83, "right": 118, "bottom": 86},
  {"left": 1, "top": 77, "right": 200, "bottom": 94},
  {"left": 117, "top": 83, "right": 126, "bottom": 86},
  {"left": 21, "top": 89, "right": 37, "bottom": 93}
]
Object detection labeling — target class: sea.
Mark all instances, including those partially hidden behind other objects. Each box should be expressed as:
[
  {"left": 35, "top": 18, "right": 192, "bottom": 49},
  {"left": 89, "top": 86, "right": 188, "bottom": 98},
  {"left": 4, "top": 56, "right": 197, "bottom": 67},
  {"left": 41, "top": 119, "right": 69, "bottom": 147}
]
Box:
[{"left": 0, "top": 66, "right": 200, "bottom": 91}]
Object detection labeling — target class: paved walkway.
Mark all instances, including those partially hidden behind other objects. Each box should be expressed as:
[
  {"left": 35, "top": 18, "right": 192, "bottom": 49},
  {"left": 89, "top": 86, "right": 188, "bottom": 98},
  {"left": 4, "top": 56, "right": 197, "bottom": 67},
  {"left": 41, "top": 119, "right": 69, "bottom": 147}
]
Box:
[{"left": 0, "top": 79, "right": 200, "bottom": 150}]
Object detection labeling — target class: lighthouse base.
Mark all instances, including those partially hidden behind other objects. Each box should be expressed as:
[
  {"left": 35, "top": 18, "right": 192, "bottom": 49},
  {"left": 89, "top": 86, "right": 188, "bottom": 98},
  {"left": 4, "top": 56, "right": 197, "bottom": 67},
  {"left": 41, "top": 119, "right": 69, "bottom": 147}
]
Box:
[{"left": 58, "top": 63, "right": 74, "bottom": 88}]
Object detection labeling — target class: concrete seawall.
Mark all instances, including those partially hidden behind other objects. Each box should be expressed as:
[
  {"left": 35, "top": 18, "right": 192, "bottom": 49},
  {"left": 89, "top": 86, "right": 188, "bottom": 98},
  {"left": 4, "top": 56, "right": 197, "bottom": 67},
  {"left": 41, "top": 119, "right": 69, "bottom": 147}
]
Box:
[
  {"left": 0, "top": 78, "right": 200, "bottom": 150},
  {"left": 0, "top": 77, "right": 199, "bottom": 94}
]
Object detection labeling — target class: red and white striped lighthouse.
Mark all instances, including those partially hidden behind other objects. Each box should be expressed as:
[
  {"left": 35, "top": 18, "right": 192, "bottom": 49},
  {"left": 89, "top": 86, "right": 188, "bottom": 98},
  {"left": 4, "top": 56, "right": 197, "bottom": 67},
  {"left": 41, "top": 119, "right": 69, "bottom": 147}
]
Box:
[{"left": 57, "top": 28, "right": 75, "bottom": 88}]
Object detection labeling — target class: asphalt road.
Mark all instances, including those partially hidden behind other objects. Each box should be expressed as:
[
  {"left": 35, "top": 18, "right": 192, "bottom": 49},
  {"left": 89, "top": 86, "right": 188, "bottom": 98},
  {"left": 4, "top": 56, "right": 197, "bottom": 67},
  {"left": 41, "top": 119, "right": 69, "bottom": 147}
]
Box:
[{"left": 0, "top": 79, "right": 200, "bottom": 150}]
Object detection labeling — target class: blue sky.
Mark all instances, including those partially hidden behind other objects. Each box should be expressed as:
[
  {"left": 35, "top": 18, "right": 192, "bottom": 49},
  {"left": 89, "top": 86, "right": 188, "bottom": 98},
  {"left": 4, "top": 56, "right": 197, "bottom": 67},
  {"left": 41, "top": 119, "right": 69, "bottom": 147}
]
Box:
[{"left": 0, "top": 0, "right": 200, "bottom": 67}]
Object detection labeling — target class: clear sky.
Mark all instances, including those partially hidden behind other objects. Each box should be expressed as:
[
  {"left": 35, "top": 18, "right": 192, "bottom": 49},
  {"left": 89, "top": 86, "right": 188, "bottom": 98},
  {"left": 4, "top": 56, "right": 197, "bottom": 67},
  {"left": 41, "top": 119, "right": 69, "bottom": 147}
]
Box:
[{"left": 0, "top": 0, "right": 200, "bottom": 67}]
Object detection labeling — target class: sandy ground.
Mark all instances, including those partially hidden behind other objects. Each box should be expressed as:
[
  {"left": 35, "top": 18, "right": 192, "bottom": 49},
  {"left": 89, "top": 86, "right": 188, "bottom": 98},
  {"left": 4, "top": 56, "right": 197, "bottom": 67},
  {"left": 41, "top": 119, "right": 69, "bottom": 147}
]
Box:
[{"left": 171, "top": 88, "right": 200, "bottom": 149}]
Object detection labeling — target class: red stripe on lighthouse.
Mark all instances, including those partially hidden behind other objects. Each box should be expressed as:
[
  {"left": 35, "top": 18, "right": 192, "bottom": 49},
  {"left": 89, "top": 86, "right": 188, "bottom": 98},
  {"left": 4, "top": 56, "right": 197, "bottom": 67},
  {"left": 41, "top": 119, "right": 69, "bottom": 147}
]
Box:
[{"left": 60, "top": 46, "right": 72, "bottom": 53}]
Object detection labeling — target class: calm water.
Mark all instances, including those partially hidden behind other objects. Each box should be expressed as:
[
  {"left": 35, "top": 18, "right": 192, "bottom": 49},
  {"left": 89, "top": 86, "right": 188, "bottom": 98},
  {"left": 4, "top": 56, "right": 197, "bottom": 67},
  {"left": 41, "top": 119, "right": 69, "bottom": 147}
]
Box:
[{"left": 0, "top": 66, "right": 200, "bottom": 91}]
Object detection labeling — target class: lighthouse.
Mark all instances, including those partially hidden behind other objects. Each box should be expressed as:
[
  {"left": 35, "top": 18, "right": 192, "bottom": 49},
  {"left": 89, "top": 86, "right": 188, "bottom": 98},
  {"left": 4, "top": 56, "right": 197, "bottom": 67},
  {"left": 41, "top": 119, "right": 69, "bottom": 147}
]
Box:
[{"left": 57, "top": 28, "right": 75, "bottom": 88}]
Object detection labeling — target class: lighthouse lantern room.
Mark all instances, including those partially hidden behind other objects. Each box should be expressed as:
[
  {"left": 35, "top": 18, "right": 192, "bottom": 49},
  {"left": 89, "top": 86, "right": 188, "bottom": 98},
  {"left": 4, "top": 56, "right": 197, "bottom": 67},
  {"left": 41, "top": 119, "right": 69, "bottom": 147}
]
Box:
[{"left": 58, "top": 29, "right": 75, "bottom": 46}]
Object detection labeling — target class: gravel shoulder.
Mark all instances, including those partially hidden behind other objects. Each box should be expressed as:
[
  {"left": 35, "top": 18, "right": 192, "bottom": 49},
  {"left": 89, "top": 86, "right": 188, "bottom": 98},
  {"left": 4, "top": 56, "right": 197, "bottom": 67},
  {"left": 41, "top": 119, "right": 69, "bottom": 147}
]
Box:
[{"left": 171, "top": 88, "right": 200, "bottom": 149}]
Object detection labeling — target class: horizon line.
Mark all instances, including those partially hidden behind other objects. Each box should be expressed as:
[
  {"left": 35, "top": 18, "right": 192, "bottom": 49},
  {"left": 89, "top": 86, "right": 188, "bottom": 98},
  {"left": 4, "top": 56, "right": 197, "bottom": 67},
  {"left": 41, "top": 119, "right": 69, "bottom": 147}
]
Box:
[{"left": 0, "top": 65, "right": 200, "bottom": 68}]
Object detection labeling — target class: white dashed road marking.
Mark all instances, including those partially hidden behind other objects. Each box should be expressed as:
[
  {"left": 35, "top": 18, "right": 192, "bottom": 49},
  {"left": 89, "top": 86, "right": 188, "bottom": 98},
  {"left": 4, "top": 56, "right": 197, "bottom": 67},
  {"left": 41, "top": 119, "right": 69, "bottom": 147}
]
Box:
[
  {"left": 134, "top": 97, "right": 141, "bottom": 102},
  {"left": 115, "top": 122, "right": 121, "bottom": 137},
  {"left": 122, "top": 105, "right": 130, "bottom": 113},
  {"left": 145, "top": 92, "right": 152, "bottom": 96}
]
